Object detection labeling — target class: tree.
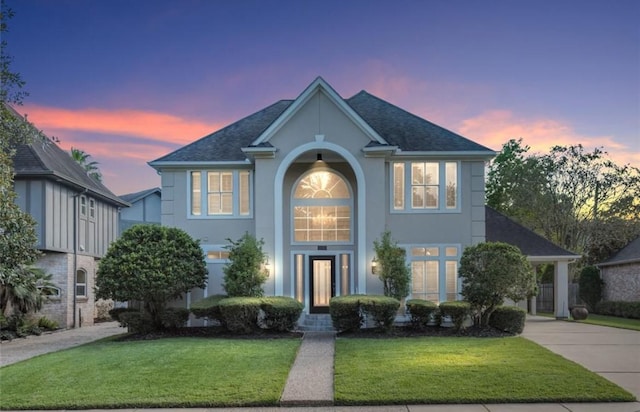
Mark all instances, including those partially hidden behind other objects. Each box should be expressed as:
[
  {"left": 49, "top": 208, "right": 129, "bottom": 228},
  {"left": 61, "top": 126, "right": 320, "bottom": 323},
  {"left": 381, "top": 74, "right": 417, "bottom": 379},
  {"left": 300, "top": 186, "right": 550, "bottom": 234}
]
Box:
[
  {"left": 222, "top": 233, "right": 268, "bottom": 297},
  {"left": 0, "top": 5, "right": 43, "bottom": 321},
  {"left": 459, "top": 242, "right": 535, "bottom": 327},
  {"left": 70, "top": 147, "right": 102, "bottom": 182},
  {"left": 487, "top": 139, "right": 640, "bottom": 264},
  {"left": 373, "top": 230, "right": 411, "bottom": 301},
  {"left": 578, "top": 266, "right": 603, "bottom": 312},
  {"left": 96, "top": 225, "right": 207, "bottom": 330}
]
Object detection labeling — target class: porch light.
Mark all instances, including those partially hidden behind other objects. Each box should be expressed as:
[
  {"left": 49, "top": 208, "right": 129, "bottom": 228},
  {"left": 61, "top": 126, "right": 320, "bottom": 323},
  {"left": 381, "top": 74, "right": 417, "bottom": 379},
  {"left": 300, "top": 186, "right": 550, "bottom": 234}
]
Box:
[
  {"left": 264, "top": 256, "right": 271, "bottom": 276},
  {"left": 371, "top": 257, "right": 379, "bottom": 275}
]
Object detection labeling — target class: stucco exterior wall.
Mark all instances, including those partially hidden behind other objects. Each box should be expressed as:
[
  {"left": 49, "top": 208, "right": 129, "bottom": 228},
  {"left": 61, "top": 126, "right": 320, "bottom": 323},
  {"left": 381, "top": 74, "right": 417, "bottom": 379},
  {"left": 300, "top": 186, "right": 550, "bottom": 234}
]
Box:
[{"left": 601, "top": 263, "right": 640, "bottom": 302}]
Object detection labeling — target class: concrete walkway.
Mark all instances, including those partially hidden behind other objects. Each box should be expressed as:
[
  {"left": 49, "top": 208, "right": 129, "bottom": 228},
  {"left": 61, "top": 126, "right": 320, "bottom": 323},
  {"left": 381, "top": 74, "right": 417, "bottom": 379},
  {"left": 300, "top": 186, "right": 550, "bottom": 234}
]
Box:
[{"left": 2, "top": 317, "right": 640, "bottom": 412}]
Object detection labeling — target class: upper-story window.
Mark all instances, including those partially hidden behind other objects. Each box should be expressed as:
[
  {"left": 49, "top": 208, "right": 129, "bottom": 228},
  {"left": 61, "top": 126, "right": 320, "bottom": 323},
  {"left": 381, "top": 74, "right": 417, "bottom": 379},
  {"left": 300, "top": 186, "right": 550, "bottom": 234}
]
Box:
[
  {"left": 292, "top": 169, "right": 352, "bottom": 243},
  {"left": 392, "top": 161, "right": 459, "bottom": 212},
  {"left": 89, "top": 198, "right": 96, "bottom": 219},
  {"left": 189, "top": 170, "right": 251, "bottom": 218},
  {"left": 80, "top": 195, "right": 87, "bottom": 216}
]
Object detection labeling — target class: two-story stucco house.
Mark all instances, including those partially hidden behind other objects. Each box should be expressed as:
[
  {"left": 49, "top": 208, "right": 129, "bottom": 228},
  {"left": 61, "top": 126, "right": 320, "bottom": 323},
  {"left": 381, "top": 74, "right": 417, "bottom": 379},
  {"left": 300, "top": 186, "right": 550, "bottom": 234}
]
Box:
[
  {"left": 12, "top": 135, "right": 128, "bottom": 328},
  {"left": 118, "top": 187, "right": 161, "bottom": 234},
  {"left": 149, "top": 77, "right": 575, "bottom": 321}
]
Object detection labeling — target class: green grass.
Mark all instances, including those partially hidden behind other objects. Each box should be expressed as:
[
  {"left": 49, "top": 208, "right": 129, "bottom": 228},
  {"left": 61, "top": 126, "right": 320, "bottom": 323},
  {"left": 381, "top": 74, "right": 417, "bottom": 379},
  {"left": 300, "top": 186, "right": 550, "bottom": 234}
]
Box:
[
  {"left": 572, "top": 314, "right": 640, "bottom": 331},
  {"left": 334, "top": 337, "right": 635, "bottom": 405},
  {"left": 0, "top": 337, "right": 301, "bottom": 409}
]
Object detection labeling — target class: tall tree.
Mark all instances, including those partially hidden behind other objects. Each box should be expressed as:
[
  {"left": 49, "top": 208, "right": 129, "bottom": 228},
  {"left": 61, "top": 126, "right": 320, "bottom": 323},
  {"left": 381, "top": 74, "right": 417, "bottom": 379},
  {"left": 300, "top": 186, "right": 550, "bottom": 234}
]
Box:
[
  {"left": 70, "top": 147, "right": 102, "bottom": 182},
  {"left": 487, "top": 139, "right": 640, "bottom": 264}
]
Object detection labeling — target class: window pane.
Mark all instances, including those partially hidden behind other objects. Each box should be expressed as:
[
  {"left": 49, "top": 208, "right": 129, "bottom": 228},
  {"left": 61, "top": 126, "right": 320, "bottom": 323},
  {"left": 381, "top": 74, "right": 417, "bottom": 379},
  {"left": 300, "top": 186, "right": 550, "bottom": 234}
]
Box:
[
  {"left": 412, "top": 186, "right": 424, "bottom": 208},
  {"left": 393, "top": 163, "right": 404, "bottom": 210},
  {"left": 411, "top": 262, "right": 424, "bottom": 293},
  {"left": 221, "top": 193, "right": 232, "bottom": 213},
  {"left": 411, "top": 163, "right": 424, "bottom": 185},
  {"left": 221, "top": 173, "right": 233, "bottom": 192},
  {"left": 425, "top": 163, "right": 439, "bottom": 184},
  {"left": 446, "top": 162, "right": 457, "bottom": 208},
  {"left": 191, "top": 172, "right": 201, "bottom": 216},
  {"left": 411, "top": 247, "right": 426, "bottom": 256},
  {"left": 294, "top": 171, "right": 350, "bottom": 199},
  {"left": 207, "top": 172, "right": 219, "bottom": 192},
  {"left": 239, "top": 171, "right": 250, "bottom": 215},
  {"left": 208, "top": 193, "right": 220, "bottom": 214},
  {"left": 445, "top": 247, "right": 458, "bottom": 257},
  {"left": 446, "top": 261, "right": 457, "bottom": 301},
  {"left": 425, "top": 186, "right": 438, "bottom": 208}
]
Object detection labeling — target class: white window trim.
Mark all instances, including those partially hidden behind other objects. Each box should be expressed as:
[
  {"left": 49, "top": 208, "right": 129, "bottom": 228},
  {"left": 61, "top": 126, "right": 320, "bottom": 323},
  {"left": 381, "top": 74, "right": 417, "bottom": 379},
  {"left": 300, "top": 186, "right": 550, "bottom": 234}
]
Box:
[
  {"left": 187, "top": 169, "right": 253, "bottom": 219},
  {"left": 290, "top": 168, "right": 354, "bottom": 245},
  {"left": 390, "top": 161, "right": 461, "bottom": 214},
  {"left": 402, "top": 243, "right": 461, "bottom": 303},
  {"left": 76, "top": 269, "right": 87, "bottom": 298},
  {"left": 202, "top": 244, "right": 231, "bottom": 263}
]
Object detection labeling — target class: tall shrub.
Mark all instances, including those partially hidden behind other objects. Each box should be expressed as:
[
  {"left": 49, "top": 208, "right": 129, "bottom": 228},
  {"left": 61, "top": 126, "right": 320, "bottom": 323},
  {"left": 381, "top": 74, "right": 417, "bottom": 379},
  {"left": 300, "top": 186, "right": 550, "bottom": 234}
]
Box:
[
  {"left": 222, "top": 233, "right": 268, "bottom": 297},
  {"left": 578, "top": 266, "right": 603, "bottom": 311},
  {"left": 373, "top": 231, "right": 410, "bottom": 301},
  {"left": 459, "top": 242, "right": 535, "bottom": 327}
]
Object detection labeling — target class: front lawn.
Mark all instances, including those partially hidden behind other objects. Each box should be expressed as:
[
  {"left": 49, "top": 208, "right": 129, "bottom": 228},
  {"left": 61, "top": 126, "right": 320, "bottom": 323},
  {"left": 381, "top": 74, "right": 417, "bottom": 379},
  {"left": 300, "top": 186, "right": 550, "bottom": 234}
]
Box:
[
  {"left": 573, "top": 314, "right": 640, "bottom": 331},
  {"left": 0, "top": 337, "right": 301, "bottom": 409},
  {"left": 334, "top": 336, "right": 635, "bottom": 405}
]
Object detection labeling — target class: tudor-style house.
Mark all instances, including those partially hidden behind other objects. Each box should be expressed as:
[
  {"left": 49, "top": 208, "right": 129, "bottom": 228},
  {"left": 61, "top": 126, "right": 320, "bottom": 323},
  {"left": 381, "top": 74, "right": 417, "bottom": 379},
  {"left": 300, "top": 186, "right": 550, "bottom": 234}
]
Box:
[{"left": 12, "top": 134, "right": 128, "bottom": 328}]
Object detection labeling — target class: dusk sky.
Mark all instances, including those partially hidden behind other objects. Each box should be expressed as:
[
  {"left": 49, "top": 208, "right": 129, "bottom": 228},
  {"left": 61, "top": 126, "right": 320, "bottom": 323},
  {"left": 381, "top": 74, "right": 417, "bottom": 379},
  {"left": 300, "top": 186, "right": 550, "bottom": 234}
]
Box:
[{"left": 6, "top": 0, "right": 639, "bottom": 196}]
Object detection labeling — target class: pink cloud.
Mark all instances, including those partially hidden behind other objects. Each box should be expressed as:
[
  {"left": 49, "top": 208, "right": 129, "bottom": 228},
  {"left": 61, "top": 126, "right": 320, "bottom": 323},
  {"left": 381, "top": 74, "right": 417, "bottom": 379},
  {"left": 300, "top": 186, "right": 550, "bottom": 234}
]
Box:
[
  {"left": 20, "top": 104, "right": 225, "bottom": 145},
  {"left": 458, "top": 110, "right": 638, "bottom": 166}
]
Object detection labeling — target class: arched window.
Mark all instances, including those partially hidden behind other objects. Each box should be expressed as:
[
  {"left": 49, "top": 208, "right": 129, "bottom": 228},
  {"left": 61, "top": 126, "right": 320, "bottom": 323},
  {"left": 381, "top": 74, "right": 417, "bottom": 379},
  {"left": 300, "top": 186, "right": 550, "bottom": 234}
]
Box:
[
  {"left": 76, "top": 269, "right": 87, "bottom": 297},
  {"left": 292, "top": 170, "right": 352, "bottom": 243}
]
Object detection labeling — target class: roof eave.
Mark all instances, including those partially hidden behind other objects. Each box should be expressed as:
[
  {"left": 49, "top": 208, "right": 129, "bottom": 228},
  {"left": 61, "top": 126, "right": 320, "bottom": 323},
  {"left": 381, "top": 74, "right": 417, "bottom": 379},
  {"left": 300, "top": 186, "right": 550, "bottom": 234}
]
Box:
[
  {"left": 362, "top": 146, "right": 399, "bottom": 158},
  {"left": 392, "top": 150, "right": 497, "bottom": 160},
  {"left": 148, "top": 160, "right": 253, "bottom": 169},
  {"left": 241, "top": 146, "right": 277, "bottom": 159},
  {"left": 527, "top": 255, "right": 582, "bottom": 262},
  {"left": 597, "top": 258, "right": 640, "bottom": 267}
]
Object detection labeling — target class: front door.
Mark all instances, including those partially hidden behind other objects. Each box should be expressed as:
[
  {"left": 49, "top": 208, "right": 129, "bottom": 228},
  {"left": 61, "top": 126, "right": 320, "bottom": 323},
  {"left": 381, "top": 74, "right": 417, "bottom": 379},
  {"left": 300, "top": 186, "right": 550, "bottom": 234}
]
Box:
[{"left": 309, "top": 256, "right": 335, "bottom": 313}]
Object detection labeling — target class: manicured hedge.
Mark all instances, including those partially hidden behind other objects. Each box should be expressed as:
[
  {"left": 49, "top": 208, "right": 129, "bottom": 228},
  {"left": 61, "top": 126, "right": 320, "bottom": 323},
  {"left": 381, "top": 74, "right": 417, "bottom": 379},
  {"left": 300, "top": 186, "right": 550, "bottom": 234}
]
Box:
[
  {"left": 218, "top": 297, "right": 262, "bottom": 334},
  {"left": 161, "top": 307, "right": 190, "bottom": 329},
  {"left": 118, "top": 311, "right": 154, "bottom": 334},
  {"left": 489, "top": 306, "right": 526, "bottom": 334},
  {"left": 595, "top": 301, "right": 640, "bottom": 319},
  {"left": 260, "top": 296, "right": 304, "bottom": 332},
  {"left": 406, "top": 299, "right": 439, "bottom": 329},
  {"left": 439, "top": 301, "right": 471, "bottom": 331},
  {"left": 329, "top": 294, "right": 400, "bottom": 332},
  {"left": 108, "top": 307, "right": 139, "bottom": 323},
  {"left": 190, "top": 294, "right": 227, "bottom": 324}
]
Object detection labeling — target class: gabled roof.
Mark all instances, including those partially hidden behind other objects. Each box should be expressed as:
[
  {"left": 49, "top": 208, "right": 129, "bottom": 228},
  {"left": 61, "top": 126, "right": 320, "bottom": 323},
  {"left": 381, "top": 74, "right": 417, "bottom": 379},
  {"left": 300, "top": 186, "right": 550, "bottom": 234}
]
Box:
[
  {"left": 119, "top": 187, "right": 161, "bottom": 204},
  {"left": 13, "top": 136, "right": 128, "bottom": 207},
  {"left": 485, "top": 206, "right": 580, "bottom": 260},
  {"left": 598, "top": 236, "right": 640, "bottom": 267},
  {"left": 150, "top": 78, "right": 494, "bottom": 166}
]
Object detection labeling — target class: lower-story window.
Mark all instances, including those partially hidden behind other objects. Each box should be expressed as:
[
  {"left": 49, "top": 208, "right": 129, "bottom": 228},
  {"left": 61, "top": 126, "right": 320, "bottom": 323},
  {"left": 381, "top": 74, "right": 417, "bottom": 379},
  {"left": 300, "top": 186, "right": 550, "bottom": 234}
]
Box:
[
  {"left": 407, "top": 245, "right": 459, "bottom": 303},
  {"left": 76, "top": 269, "right": 87, "bottom": 297}
]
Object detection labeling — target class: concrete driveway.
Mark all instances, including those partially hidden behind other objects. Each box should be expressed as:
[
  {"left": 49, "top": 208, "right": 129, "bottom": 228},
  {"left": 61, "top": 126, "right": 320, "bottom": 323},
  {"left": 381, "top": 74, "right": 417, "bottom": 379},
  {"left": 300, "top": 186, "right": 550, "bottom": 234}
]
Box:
[{"left": 523, "top": 316, "right": 640, "bottom": 400}]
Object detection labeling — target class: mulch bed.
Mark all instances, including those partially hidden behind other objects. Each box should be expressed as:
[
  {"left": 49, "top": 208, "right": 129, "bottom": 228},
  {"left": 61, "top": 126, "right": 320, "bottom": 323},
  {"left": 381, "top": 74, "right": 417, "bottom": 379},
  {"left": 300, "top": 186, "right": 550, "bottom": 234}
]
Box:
[{"left": 338, "top": 325, "right": 514, "bottom": 338}]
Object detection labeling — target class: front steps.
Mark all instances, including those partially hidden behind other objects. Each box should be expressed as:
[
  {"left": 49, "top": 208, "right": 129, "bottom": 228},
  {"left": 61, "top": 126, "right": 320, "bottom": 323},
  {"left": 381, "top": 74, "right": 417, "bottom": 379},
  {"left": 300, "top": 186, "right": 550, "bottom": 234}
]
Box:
[{"left": 297, "top": 314, "right": 334, "bottom": 331}]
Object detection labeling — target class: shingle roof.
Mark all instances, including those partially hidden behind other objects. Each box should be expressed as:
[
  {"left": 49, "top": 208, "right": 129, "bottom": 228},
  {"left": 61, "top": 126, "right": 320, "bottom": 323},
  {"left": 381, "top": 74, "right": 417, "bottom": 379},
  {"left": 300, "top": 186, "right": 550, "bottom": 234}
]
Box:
[
  {"left": 599, "top": 236, "right": 640, "bottom": 266},
  {"left": 119, "top": 187, "right": 161, "bottom": 203},
  {"left": 13, "top": 137, "right": 127, "bottom": 207},
  {"left": 150, "top": 83, "right": 493, "bottom": 164},
  {"left": 485, "top": 206, "right": 579, "bottom": 258}
]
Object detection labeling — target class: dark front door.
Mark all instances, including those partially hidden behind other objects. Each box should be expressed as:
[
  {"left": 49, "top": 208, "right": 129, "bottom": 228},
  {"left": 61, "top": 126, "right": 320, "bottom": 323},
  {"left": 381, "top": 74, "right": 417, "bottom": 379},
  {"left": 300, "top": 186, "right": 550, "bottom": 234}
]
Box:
[{"left": 309, "top": 256, "right": 335, "bottom": 314}]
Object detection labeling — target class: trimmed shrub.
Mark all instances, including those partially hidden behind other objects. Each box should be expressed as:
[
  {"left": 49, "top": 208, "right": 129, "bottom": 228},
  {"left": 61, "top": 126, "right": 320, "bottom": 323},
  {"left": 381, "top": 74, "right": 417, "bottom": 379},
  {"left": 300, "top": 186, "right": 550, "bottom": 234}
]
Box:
[
  {"left": 118, "top": 311, "right": 154, "bottom": 334},
  {"left": 190, "top": 294, "right": 227, "bottom": 324},
  {"left": 489, "top": 306, "right": 526, "bottom": 334},
  {"left": 161, "top": 307, "right": 190, "bottom": 329},
  {"left": 218, "top": 297, "right": 262, "bottom": 334},
  {"left": 579, "top": 266, "right": 603, "bottom": 312},
  {"left": 37, "top": 316, "right": 59, "bottom": 331},
  {"left": 260, "top": 296, "right": 303, "bottom": 332},
  {"left": 406, "top": 299, "right": 439, "bottom": 329},
  {"left": 330, "top": 295, "right": 364, "bottom": 332},
  {"left": 439, "top": 301, "right": 471, "bottom": 331},
  {"left": 595, "top": 301, "right": 640, "bottom": 319},
  {"left": 359, "top": 295, "right": 400, "bottom": 331},
  {"left": 108, "top": 307, "right": 138, "bottom": 322}
]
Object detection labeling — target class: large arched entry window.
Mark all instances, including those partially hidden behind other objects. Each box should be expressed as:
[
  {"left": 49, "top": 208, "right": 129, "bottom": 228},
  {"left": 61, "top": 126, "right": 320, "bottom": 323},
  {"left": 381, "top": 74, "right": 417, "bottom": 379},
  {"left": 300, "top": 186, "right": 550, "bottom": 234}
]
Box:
[{"left": 292, "top": 169, "right": 352, "bottom": 243}]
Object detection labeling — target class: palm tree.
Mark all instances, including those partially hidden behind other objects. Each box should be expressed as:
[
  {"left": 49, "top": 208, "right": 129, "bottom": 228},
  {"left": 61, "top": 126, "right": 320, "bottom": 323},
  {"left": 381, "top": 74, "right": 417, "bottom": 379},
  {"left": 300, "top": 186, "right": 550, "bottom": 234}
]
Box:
[{"left": 70, "top": 147, "right": 102, "bottom": 182}]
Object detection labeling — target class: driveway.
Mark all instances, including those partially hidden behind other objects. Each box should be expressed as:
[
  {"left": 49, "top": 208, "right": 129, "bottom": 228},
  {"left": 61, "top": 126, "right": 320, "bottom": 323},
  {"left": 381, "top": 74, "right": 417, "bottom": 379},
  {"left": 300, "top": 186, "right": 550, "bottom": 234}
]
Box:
[{"left": 523, "top": 315, "right": 640, "bottom": 400}]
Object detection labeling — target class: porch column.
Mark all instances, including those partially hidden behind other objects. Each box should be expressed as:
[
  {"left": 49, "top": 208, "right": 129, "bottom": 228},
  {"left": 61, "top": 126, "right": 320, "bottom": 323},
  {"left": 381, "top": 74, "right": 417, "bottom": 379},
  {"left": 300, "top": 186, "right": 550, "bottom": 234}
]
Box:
[
  {"left": 553, "top": 260, "right": 570, "bottom": 319},
  {"left": 529, "top": 264, "right": 537, "bottom": 315}
]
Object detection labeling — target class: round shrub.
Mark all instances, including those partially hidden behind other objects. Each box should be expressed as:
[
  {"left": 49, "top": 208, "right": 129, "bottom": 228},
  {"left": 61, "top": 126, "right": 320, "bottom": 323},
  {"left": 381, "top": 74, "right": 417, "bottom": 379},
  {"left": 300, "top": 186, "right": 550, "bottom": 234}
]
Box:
[
  {"left": 190, "top": 294, "right": 227, "bottom": 324},
  {"left": 260, "top": 297, "right": 303, "bottom": 332},
  {"left": 488, "top": 306, "right": 526, "bottom": 334},
  {"left": 329, "top": 295, "right": 363, "bottom": 332},
  {"left": 108, "top": 307, "right": 138, "bottom": 323},
  {"left": 118, "top": 311, "right": 154, "bottom": 334},
  {"left": 439, "top": 301, "right": 471, "bottom": 331},
  {"left": 406, "top": 299, "right": 439, "bottom": 329},
  {"left": 218, "top": 297, "right": 262, "bottom": 334},
  {"left": 359, "top": 295, "right": 400, "bottom": 331},
  {"left": 161, "top": 307, "right": 190, "bottom": 329}
]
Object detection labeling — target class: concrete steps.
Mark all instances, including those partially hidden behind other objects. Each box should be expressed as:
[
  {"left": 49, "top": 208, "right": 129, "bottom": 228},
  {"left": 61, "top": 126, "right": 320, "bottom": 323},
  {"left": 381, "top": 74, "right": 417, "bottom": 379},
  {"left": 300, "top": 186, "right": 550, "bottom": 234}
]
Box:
[{"left": 297, "top": 314, "right": 335, "bottom": 331}]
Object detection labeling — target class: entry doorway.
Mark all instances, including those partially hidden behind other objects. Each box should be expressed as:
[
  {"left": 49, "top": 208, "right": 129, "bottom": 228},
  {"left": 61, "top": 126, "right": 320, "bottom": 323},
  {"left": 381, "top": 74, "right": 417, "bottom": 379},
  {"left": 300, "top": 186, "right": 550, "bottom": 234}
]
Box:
[{"left": 309, "top": 256, "right": 335, "bottom": 313}]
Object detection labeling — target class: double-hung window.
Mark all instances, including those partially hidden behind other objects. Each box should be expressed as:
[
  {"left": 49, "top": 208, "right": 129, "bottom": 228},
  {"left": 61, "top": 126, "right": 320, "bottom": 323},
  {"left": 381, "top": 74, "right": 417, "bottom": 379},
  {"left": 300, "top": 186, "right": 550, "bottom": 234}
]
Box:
[
  {"left": 392, "top": 161, "right": 459, "bottom": 212},
  {"left": 190, "top": 170, "right": 251, "bottom": 217}
]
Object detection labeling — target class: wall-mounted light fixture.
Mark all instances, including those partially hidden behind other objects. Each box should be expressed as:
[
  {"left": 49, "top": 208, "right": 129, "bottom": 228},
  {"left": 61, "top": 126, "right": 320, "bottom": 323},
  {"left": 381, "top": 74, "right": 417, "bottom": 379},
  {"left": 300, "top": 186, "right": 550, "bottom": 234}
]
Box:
[
  {"left": 371, "top": 257, "right": 379, "bottom": 275},
  {"left": 264, "top": 256, "right": 271, "bottom": 276}
]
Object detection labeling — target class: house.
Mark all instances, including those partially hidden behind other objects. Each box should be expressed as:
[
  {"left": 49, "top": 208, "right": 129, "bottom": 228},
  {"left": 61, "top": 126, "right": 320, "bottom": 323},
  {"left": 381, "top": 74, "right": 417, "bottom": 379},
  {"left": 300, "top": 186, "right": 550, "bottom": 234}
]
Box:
[
  {"left": 598, "top": 236, "right": 640, "bottom": 302},
  {"left": 12, "top": 133, "right": 128, "bottom": 328},
  {"left": 149, "top": 77, "right": 575, "bottom": 321},
  {"left": 118, "top": 187, "right": 161, "bottom": 234}
]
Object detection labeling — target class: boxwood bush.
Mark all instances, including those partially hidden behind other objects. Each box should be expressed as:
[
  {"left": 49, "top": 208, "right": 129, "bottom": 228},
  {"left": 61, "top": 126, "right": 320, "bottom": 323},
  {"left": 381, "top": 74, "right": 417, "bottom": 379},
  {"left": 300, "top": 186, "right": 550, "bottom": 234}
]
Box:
[
  {"left": 260, "top": 296, "right": 303, "bottom": 331},
  {"left": 488, "top": 305, "right": 526, "bottom": 334},
  {"left": 359, "top": 295, "right": 400, "bottom": 331},
  {"left": 439, "top": 301, "right": 471, "bottom": 331},
  {"left": 118, "top": 311, "right": 155, "bottom": 334},
  {"left": 406, "top": 299, "right": 439, "bottom": 329},
  {"left": 218, "top": 297, "right": 262, "bottom": 334},
  {"left": 190, "top": 294, "right": 227, "bottom": 324},
  {"left": 161, "top": 307, "right": 190, "bottom": 329},
  {"left": 330, "top": 295, "right": 364, "bottom": 332},
  {"left": 595, "top": 301, "right": 640, "bottom": 319}
]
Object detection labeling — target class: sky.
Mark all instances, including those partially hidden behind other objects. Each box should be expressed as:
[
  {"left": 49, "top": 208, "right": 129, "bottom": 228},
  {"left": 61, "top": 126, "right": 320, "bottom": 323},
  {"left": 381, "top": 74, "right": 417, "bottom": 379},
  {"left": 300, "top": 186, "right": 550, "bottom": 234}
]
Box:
[{"left": 5, "top": 0, "right": 639, "bottom": 195}]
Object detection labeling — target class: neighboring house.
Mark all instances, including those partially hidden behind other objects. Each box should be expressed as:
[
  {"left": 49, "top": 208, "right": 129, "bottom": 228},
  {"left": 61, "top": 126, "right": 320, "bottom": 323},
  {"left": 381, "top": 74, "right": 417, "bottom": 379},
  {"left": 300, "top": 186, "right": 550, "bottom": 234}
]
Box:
[
  {"left": 118, "top": 187, "right": 161, "bottom": 234},
  {"left": 486, "top": 206, "right": 581, "bottom": 316},
  {"left": 149, "top": 77, "right": 575, "bottom": 321},
  {"left": 598, "top": 236, "right": 640, "bottom": 302},
  {"left": 12, "top": 134, "right": 128, "bottom": 328}
]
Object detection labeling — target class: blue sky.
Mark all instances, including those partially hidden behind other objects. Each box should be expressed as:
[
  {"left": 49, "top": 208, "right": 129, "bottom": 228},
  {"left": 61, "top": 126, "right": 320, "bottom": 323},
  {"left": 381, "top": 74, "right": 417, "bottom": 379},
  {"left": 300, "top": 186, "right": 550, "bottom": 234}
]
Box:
[{"left": 6, "top": 0, "right": 639, "bottom": 194}]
